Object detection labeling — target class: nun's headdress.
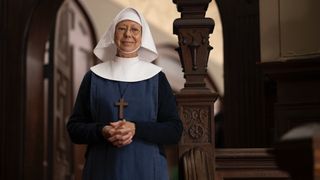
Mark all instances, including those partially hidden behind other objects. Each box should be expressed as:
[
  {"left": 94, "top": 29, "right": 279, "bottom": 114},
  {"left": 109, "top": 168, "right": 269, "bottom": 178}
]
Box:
[{"left": 93, "top": 7, "right": 158, "bottom": 62}]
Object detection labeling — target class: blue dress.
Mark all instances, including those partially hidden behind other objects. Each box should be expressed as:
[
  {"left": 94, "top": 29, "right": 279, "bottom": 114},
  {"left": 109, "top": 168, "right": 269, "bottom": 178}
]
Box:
[{"left": 67, "top": 71, "right": 182, "bottom": 180}]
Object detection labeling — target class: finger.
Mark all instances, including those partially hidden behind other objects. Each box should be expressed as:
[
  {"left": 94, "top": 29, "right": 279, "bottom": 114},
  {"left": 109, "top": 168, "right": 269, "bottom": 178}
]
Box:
[
  {"left": 120, "top": 138, "right": 132, "bottom": 146},
  {"left": 110, "top": 121, "right": 125, "bottom": 128},
  {"left": 111, "top": 140, "right": 122, "bottom": 147},
  {"left": 115, "top": 132, "right": 131, "bottom": 142},
  {"left": 102, "top": 125, "right": 116, "bottom": 139},
  {"left": 115, "top": 137, "right": 132, "bottom": 147},
  {"left": 116, "top": 128, "right": 132, "bottom": 134},
  {"left": 108, "top": 134, "right": 122, "bottom": 143},
  {"left": 110, "top": 122, "right": 121, "bottom": 128},
  {"left": 123, "top": 121, "right": 136, "bottom": 134},
  {"left": 106, "top": 129, "right": 119, "bottom": 140},
  {"left": 115, "top": 131, "right": 132, "bottom": 141},
  {"left": 111, "top": 134, "right": 132, "bottom": 147}
]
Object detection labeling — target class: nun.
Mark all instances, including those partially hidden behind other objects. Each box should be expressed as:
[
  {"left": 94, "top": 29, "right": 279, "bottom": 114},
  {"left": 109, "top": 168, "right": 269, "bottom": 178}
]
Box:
[{"left": 67, "top": 7, "right": 183, "bottom": 180}]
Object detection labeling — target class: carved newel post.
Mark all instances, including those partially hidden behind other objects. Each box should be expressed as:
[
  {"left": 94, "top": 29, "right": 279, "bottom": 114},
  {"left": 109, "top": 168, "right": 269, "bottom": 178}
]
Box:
[{"left": 173, "top": 0, "right": 217, "bottom": 179}]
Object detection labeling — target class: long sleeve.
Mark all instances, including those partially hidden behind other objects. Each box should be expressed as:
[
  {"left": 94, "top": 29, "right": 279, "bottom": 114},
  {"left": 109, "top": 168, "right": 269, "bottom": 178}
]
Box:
[
  {"left": 66, "top": 71, "right": 106, "bottom": 144},
  {"left": 134, "top": 72, "right": 183, "bottom": 144}
]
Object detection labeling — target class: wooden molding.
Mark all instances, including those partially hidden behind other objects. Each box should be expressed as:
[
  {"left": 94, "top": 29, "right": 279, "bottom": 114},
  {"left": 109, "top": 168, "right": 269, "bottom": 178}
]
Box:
[{"left": 216, "top": 148, "right": 290, "bottom": 179}]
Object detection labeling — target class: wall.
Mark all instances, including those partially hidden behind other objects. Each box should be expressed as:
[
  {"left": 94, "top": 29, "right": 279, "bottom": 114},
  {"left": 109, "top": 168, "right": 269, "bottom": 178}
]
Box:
[{"left": 260, "top": 0, "right": 320, "bottom": 62}]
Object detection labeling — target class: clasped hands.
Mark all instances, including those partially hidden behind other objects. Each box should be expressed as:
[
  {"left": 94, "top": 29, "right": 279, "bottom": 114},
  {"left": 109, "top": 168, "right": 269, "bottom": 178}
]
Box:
[{"left": 102, "top": 120, "right": 135, "bottom": 148}]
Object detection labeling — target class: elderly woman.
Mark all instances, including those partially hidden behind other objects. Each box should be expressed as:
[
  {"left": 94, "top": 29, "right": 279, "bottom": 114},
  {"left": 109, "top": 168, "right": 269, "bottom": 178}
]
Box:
[{"left": 67, "top": 7, "right": 183, "bottom": 180}]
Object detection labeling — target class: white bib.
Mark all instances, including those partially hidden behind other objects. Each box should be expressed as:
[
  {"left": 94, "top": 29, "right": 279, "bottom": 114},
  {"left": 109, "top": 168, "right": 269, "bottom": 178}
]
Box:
[{"left": 90, "top": 56, "right": 162, "bottom": 82}]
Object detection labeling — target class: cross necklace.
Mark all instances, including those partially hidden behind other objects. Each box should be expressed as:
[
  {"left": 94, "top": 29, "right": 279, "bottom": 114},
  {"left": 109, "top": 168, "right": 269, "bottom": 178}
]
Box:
[{"left": 115, "top": 82, "right": 129, "bottom": 120}]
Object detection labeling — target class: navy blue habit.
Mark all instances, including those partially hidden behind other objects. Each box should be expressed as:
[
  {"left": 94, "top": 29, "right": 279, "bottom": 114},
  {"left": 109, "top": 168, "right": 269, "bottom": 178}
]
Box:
[{"left": 67, "top": 71, "right": 182, "bottom": 180}]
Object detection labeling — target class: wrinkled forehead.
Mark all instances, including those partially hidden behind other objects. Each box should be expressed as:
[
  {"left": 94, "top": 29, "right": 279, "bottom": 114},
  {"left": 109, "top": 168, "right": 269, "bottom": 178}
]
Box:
[{"left": 116, "top": 9, "right": 142, "bottom": 26}]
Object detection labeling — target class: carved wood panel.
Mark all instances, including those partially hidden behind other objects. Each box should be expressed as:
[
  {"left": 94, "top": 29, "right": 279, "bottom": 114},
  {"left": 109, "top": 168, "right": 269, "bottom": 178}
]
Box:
[
  {"left": 181, "top": 106, "right": 211, "bottom": 143},
  {"left": 176, "top": 93, "right": 217, "bottom": 180}
]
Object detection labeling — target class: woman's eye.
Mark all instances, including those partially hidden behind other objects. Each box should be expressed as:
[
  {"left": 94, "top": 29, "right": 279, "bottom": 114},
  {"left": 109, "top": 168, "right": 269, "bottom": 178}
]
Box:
[
  {"left": 117, "top": 27, "right": 126, "bottom": 31},
  {"left": 131, "top": 28, "right": 140, "bottom": 34}
]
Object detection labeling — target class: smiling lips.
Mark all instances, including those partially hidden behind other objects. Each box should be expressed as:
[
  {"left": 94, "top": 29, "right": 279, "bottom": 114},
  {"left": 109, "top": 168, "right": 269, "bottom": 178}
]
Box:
[{"left": 122, "top": 41, "right": 134, "bottom": 45}]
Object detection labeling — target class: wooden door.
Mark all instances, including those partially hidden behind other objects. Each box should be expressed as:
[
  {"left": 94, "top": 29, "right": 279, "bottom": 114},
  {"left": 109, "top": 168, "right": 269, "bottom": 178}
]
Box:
[{"left": 49, "top": 1, "right": 96, "bottom": 179}]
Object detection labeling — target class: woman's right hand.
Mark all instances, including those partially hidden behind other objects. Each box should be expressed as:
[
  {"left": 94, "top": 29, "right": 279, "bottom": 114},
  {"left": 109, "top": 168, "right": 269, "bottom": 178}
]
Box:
[{"left": 101, "top": 125, "right": 115, "bottom": 139}]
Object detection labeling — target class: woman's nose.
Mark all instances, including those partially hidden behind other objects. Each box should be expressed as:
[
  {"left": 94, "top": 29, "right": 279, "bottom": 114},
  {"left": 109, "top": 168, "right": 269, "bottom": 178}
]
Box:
[{"left": 124, "top": 29, "right": 132, "bottom": 37}]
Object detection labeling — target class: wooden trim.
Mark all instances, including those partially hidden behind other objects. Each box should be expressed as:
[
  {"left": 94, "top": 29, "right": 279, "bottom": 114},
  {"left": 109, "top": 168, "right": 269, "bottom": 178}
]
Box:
[
  {"left": 215, "top": 148, "right": 290, "bottom": 179},
  {"left": 259, "top": 55, "right": 320, "bottom": 78}
]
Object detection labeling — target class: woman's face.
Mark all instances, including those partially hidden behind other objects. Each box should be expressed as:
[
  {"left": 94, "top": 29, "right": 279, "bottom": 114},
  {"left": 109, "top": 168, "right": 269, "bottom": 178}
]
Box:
[{"left": 114, "top": 20, "right": 142, "bottom": 58}]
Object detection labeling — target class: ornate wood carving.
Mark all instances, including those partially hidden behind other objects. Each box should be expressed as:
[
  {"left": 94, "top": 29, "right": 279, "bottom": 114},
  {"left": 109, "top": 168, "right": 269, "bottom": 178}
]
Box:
[
  {"left": 173, "top": 1, "right": 217, "bottom": 179},
  {"left": 182, "top": 106, "right": 211, "bottom": 143},
  {"left": 173, "top": 0, "right": 214, "bottom": 92},
  {"left": 177, "top": 94, "right": 217, "bottom": 156},
  {"left": 175, "top": 23, "right": 214, "bottom": 90}
]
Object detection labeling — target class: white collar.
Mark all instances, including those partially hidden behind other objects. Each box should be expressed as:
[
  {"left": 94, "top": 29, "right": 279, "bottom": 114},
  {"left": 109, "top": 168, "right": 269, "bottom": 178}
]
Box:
[{"left": 90, "top": 56, "right": 162, "bottom": 82}]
